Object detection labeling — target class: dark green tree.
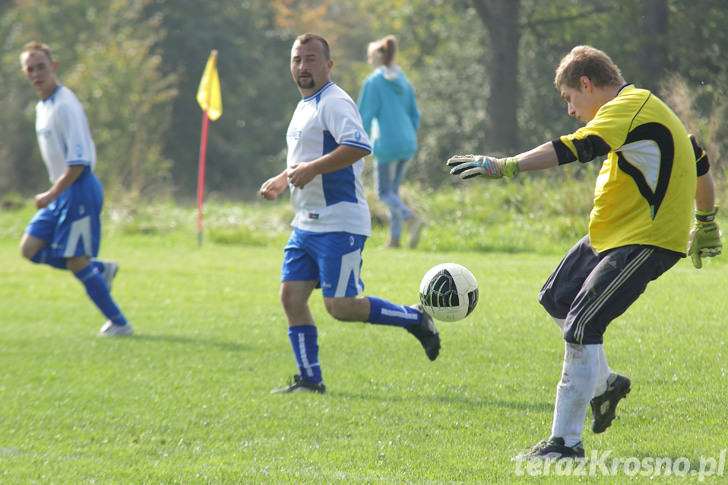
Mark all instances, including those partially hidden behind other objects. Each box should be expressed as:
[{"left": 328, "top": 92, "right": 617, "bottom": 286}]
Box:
[
  {"left": 147, "top": 0, "right": 296, "bottom": 200},
  {"left": 0, "top": 0, "right": 176, "bottom": 199}
]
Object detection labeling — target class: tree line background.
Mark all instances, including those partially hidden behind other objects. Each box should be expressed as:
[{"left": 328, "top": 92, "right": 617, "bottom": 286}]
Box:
[{"left": 1, "top": 0, "right": 726, "bottom": 202}]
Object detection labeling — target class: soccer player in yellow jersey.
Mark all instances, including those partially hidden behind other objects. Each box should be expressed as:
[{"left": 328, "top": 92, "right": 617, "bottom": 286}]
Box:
[{"left": 447, "top": 45, "right": 721, "bottom": 460}]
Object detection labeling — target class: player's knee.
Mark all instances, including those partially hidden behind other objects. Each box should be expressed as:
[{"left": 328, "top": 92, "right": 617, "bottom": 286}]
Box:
[
  {"left": 323, "top": 298, "right": 355, "bottom": 321},
  {"left": 537, "top": 288, "right": 568, "bottom": 320},
  {"left": 563, "top": 326, "right": 578, "bottom": 344},
  {"left": 562, "top": 325, "right": 603, "bottom": 346},
  {"left": 66, "top": 256, "right": 90, "bottom": 274},
  {"left": 279, "top": 287, "right": 300, "bottom": 313},
  {"left": 19, "top": 243, "right": 36, "bottom": 261}
]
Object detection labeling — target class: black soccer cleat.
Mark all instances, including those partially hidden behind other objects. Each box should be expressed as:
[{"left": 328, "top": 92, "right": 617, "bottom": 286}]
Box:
[
  {"left": 270, "top": 374, "right": 326, "bottom": 394},
  {"left": 406, "top": 304, "right": 441, "bottom": 361},
  {"left": 513, "top": 437, "right": 585, "bottom": 461},
  {"left": 590, "top": 374, "right": 631, "bottom": 433}
]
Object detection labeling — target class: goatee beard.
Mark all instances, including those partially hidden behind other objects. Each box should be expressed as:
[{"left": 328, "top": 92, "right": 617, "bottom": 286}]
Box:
[{"left": 297, "top": 77, "right": 314, "bottom": 89}]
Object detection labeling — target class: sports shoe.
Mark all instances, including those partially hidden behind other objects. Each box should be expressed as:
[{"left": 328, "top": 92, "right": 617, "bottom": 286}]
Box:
[
  {"left": 405, "top": 304, "right": 440, "bottom": 361},
  {"left": 590, "top": 373, "right": 631, "bottom": 433},
  {"left": 99, "top": 261, "right": 119, "bottom": 291},
  {"left": 513, "top": 437, "right": 585, "bottom": 461},
  {"left": 98, "top": 320, "right": 133, "bottom": 336},
  {"left": 407, "top": 216, "right": 425, "bottom": 249},
  {"left": 270, "top": 374, "right": 326, "bottom": 394}
]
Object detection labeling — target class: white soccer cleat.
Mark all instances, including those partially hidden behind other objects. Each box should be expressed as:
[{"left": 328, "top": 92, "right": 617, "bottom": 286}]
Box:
[
  {"left": 98, "top": 320, "right": 133, "bottom": 337},
  {"left": 99, "top": 261, "right": 119, "bottom": 291}
]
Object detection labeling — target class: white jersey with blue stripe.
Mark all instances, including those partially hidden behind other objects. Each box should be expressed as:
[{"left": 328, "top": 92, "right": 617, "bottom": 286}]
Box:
[
  {"left": 35, "top": 85, "right": 96, "bottom": 183},
  {"left": 287, "top": 81, "right": 373, "bottom": 236}
]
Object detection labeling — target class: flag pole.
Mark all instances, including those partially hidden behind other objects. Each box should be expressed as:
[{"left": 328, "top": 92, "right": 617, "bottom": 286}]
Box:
[
  {"left": 197, "top": 109, "right": 210, "bottom": 247},
  {"left": 196, "top": 49, "right": 219, "bottom": 247}
]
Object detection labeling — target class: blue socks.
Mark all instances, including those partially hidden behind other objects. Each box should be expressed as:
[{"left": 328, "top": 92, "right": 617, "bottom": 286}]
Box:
[
  {"left": 288, "top": 325, "right": 322, "bottom": 383},
  {"left": 74, "top": 265, "right": 127, "bottom": 326},
  {"left": 91, "top": 259, "right": 106, "bottom": 273},
  {"left": 286, "top": 299, "right": 424, "bottom": 384},
  {"left": 366, "top": 296, "right": 422, "bottom": 327}
]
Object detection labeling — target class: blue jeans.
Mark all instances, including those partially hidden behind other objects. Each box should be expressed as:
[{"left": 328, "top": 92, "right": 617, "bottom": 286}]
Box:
[{"left": 376, "top": 159, "right": 413, "bottom": 239}]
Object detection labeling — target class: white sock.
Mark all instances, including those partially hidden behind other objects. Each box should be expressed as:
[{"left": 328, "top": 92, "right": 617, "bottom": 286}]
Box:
[
  {"left": 550, "top": 343, "right": 600, "bottom": 447},
  {"left": 592, "top": 344, "right": 613, "bottom": 397}
]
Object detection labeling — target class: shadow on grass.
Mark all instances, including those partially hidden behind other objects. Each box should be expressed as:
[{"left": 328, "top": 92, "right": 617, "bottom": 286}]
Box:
[
  {"left": 332, "top": 390, "right": 552, "bottom": 412},
  {"left": 124, "top": 333, "right": 250, "bottom": 352}
]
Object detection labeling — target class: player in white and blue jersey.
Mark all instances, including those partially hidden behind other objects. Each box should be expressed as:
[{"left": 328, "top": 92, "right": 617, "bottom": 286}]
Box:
[
  {"left": 260, "top": 33, "right": 439, "bottom": 394},
  {"left": 19, "top": 41, "right": 131, "bottom": 336}
]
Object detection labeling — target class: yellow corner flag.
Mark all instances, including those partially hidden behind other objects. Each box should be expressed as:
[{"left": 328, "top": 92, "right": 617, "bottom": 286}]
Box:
[{"left": 196, "top": 50, "right": 222, "bottom": 121}]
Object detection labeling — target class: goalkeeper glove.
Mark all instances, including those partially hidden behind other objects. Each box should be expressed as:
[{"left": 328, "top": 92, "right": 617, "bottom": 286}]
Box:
[
  {"left": 447, "top": 155, "right": 519, "bottom": 179},
  {"left": 688, "top": 207, "right": 722, "bottom": 269}
]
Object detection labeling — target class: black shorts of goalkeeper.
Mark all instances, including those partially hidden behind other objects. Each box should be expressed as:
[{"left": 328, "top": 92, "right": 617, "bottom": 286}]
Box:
[{"left": 537, "top": 234, "right": 680, "bottom": 345}]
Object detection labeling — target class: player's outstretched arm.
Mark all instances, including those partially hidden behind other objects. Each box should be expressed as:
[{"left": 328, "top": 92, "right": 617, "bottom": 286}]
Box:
[{"left": 447, "top": 142, "right": 558, "bottom": 180}]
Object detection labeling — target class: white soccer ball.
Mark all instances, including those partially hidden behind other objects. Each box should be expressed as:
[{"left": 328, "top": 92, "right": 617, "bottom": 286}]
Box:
[{"left": 419, "top": 263, "right": 479, "bottom": 322}]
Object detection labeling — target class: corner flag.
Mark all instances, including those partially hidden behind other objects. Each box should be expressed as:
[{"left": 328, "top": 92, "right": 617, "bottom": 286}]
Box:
[
  {"left": 196, "top": 50, "right": 222, "bottom": 120},
  {"left": 196, "top": 50, "right": 222, "bottom": 247}
]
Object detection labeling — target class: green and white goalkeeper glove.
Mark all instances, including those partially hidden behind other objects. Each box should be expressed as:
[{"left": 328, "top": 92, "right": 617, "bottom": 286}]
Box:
[
  {"left": 447, "top": 155, "right": 519, "bottom": 179},
  {"left": 688, "top": 207, "right": 722, "bottom": 269}
]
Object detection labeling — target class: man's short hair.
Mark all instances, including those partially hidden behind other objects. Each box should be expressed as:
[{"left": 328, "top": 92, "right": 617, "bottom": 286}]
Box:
[
  {"left": 554, "top": 45, "right": 625, "bottom": 90},
  {"left": 21, "top": 41, "right": 54, "bottom": 63},
  {"left": 295, "top": 33, "right": 330, "bottom": 60}
]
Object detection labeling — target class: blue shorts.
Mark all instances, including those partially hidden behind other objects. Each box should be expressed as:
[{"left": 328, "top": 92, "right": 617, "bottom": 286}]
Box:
[
  {"left": 281, "top": 228, "right": 367, "bottom": 298},
  {"left": 538, "top": 235, "right": 680, "bottom": 344},
  {"left": 25, "top": 169, "right": 103, "bottom": 259}
]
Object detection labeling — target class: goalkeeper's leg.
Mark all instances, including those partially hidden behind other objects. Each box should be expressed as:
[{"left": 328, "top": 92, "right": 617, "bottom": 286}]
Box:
[
  {"left": 563, "top": 245, "right": 680, "bottom": 434},
  {"left": 550, "top": 343, "right": 600, "bottom": 447}
]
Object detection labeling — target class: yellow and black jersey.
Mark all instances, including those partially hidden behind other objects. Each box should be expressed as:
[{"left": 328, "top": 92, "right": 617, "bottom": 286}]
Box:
[{"left": 552, "top": 84, "right": 697, "bottom": 255}]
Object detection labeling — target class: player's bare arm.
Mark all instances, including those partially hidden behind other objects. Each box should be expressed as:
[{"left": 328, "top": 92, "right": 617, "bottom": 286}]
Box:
[
  {"left": 695, "top": 171, "right": 716, "bottom": 212},
  {"left": 34, "top": 164, "right": 85, "bottom": 208},
  {"left": 514, "top": 142, "right": 559, "bottom": 172},
  {"left": 287, "top": 145, "right": 369, "bottom": 189},
  {"left": 259, "top": 170, "right": 289, "bottom": 201}
]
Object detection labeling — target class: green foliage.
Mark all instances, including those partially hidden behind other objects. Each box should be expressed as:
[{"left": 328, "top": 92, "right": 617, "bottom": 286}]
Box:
[
  {"left": 0, "top": 0, "right": 176, "bottom": 198},
  {"left": 1, "top": 0, "right": 726, "bottom": 201},
  {"left": 65, "top": 2, "right": 178, "bottom": 197},
  {"left": 401, "top": 174, "right": 593, "bottom": 254},
  {"left": 0, "top": 6, "right": 46, "bottom": 193},
  {"left": 146, "top": 0, "right": 297, "bottom": 199},
  {"left": 369, "top": 1, "right": 490, "bottom": 188},
  {"left": 659, "top": 74, "right": 728, "bottom": 178},
  {"left": 0, "top": 172, "right": 612, "bottom": 256},
  {"left": 7, "top": 162, "right": 725, "bottom": 258}
]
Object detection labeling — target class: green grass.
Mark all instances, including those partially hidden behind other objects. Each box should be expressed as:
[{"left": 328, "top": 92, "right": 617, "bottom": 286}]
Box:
[{"left": 0, "top": 195, "right": 726, "bottom": 483}]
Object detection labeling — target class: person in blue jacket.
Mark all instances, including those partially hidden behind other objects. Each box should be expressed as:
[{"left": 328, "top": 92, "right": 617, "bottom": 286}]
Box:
[{"left": 358, "top": 35, "right": 423, "bottom": 248}]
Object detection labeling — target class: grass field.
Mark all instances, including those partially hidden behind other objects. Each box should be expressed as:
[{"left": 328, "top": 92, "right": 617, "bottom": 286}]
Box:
[{"left": 1, "top": 200, "right": 726, "bottom": 483}]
